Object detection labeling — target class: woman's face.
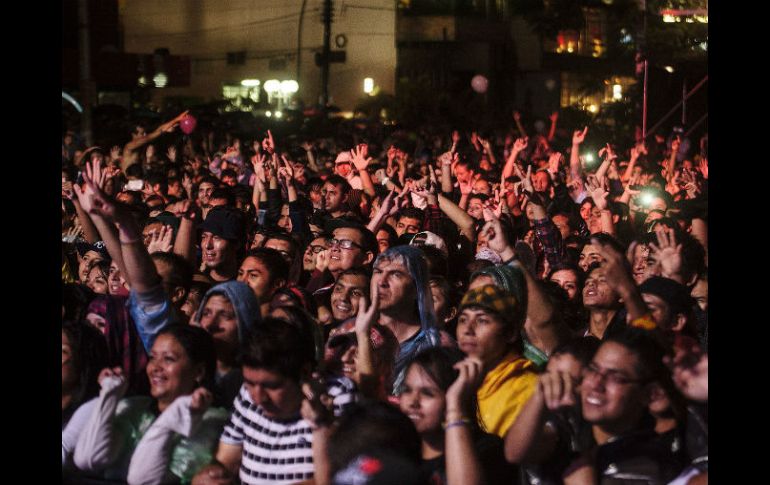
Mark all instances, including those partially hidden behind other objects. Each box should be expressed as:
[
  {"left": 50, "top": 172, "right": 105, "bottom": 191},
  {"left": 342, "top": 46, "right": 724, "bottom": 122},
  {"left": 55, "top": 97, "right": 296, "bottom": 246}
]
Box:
[
  {"left": 399, "top": 364, "right": 446, "bottom": 435},
  {"left": 146, "top": 334, "right": 201, "bottom": 409},
  {"left": 78, "top": 251, "right": 103, "bottom": 282},
  {"left": 87, "top": 266, "right": 109, "bottom": 295},
  {"left": 550, "top": 269, "right": 579, "bottom": 301}
]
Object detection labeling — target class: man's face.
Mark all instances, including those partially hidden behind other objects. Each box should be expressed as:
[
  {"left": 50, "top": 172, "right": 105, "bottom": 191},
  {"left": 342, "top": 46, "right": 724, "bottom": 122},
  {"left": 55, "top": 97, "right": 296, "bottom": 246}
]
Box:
[
  {"left": 328, "top": 227, "right": 370, "bottom": 275},
  {"left": 583, "top": 267, "right": 620, "bottom": 309},
  {"left": 454, "top": 164, "right": 473, "bottom": 185},
  {"left": 264, "top": 238, "right": 293, "bottom": 264},
  {"left": 242, "top": 366, "right": 304, "bottom": 420},
  {"left": 198, "top": 182, "right": 215, "bottom": 205},
  {"left": 201, "top": 232, "right": 236, "bottom": 270},
  {"left": 167, "top": 180, "right": 183, "bottom": 197},
  {"left": 581, "top": 342, "right": 649, "bottom": 435},
  {"left": 580, "top": 201, "right": 594, "bottom": 223},
  {"left": 472, "top": 179, "right": 491, "bottom": 195},
  {"left": 587, "top": 206, "right": 604, "bottom": 234},
  {"left": 303, "top": 237, "right": 329, "bottom": 271},
  {"left": 578, "top": 243, "right": 603, "bottom": 272},
  {"left": 277, "top": 205, "right": 292, "bottom": 233},
  {"left": 552, "top": 215, "right": 572, "bottom": 241},
  {"left": 331, "top": 273, "right": 369, "bottom": 322},
  {"left": 142, "top": 222, "right": 164, "bottom": 248},
  {"left": 199, "top": 294, "right": 239, "bottom": 356},
  {"left": 371, "top": 257, "right": 416, "bottom": 313},
  {"left": 108, "top": 261, "right": 129, "bottom": 296},
  {"left": 641, "top": 293, "right": 681, "bottom": 332},
  {"left": 456, "top": 307, "right": 509, "bottom": 367},
  {"left": 237, "top": 256, "right": 276, "bottom": 301},
  {"left": 396, "top": 216, "right": 421, "bottom": 237},
  {"left": 691, "top": 278, "right": 708, "bottom": 311},
  {"left": 323, "top": 182, "right": 346, "bottom": 213},
  {"left": 532, "top": 172, "right": 551, "bottom": 193},
  {"left": 631, "top": 244, "right": 659, "bottom": 285},
  {"left": 375, "top": 229, "right": 391, "bottom": 254},
  {"left": 222, "top": 175, "right": 237, "bottom": 187}
]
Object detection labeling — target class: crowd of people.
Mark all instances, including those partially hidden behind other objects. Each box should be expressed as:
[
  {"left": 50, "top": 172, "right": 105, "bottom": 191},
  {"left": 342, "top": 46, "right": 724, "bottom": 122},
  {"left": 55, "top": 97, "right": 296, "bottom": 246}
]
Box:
[{"left": 61, "top": 109, "right": 708, "bottom": 485}]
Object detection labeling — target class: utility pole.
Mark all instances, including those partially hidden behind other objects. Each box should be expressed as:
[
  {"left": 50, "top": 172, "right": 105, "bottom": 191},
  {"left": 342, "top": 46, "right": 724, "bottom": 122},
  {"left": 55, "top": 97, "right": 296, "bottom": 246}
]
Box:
[
  {"left": 321, "top": 0, "right": 333, "bottom": 108},
  {"left": 78, "top": 0, "right": 94, "bottom": 146},
  {"left": 297, "top": 0, "right": 308, "bottom": 84}
]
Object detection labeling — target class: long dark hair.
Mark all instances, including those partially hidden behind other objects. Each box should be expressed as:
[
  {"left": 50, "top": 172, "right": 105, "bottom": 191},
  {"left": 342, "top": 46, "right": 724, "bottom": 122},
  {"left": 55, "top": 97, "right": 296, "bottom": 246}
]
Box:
[
  {"left": 155, "top": 325, "right": 217, "bottom": 392},
  {"left": 405, "top": 347, "right": 484, "bottom": 432},
  {"left": 62, "top": 321, "right": 109, "bottom": 423}
]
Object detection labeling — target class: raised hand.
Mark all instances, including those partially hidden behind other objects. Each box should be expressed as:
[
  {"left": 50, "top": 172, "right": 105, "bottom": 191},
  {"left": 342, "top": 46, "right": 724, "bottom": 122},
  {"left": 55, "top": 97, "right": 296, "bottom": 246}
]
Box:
[
  {"left": 451, "top": 130, "right": 461, "bottom": 147},
  {"left": 315, "top": 249, "right": 330, "bottom": 272},
  {"left": 167, "top": 145, "right": 177, "bottom": 162},
  {"left": 182, "top": 173, "right": 193, "bottom": 195},
  {"left": 480, "top": 214, "right": 512, "bottom": 257},
  {"left": 356, "top": 285, "right": 380, "bottom": 337},
  {"left": 459, "top": 178, "right": 473, "bottom": 196},
  {"left": 301, "top": 374, "right": 334, "bottom": 430},
  {"left": 445, "top": 357, "right": 484, "bottom": 417},
  {"left": 671, "top": 136, "right": 681, "bottom": 154},
  {"left": 592, "top": 237, "right": 636, "bottom": 292},
  {"left": 697, "top": 158, "right": 708, "bottom": 180},
  {"left": 513, "top": 110, "right": 521, "bottom": 122},
  {"left": 98, "top": 366, "right": 127, "bottom": 393},
  {"left": 539, "top": 371, "right": 578, "bottom": 411},
  {"left": 62, "top": 223, "right": 83, "bottom": 243},
  {"left": 261, "top": 129, "right": 275, "bottom": 155},
  {"left": 147, "top": 225, "right": 174, "bottom": 253},
  {"left": 189, "top": 387, "right": 213, "bottom": 414},
  {"left": 350, "top": 144, "right": 371, "bottom": 171},
  {"left": 666, "top": 338, "right": 708, "bottom": 402},
  {"left": 513, "top": 136, "right": 528, "bottom": 152},
  {"left": 549, "top": 111, "right": 559, "bottom": 123},
  {"left": 548, "top": 152, "right": 562, "bottom": 174},
  {"left": 586, "top": 177, "right": 609, "bottom": 211},
  {"left": 572, "top": 127, "right": 588, "bottom": 145},
  {"left": 648, "top": 227, "right": 683, "bottom": 278},
  {"left": 110, "top": 145, "right": 121, "bottom": 162}
]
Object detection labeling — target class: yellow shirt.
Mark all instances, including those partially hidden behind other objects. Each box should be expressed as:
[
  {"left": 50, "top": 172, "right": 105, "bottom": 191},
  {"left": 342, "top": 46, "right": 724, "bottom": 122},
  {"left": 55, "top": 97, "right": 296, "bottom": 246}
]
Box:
[{"left": 477, "top": 352, "right": 538, "bottom": 438}]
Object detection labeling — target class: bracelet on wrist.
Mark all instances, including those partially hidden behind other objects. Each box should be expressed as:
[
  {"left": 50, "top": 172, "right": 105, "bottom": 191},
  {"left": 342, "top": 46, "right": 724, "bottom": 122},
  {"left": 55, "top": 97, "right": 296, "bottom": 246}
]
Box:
[{"left": 443, "top": 418, "right": 471, "bottom": 430}]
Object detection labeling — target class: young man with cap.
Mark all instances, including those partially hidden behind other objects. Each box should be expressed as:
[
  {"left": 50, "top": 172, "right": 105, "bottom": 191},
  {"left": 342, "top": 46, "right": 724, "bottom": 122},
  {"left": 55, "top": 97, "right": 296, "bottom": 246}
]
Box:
[
  {"left": 199, "top": 206, "right": 246, "bottom": 283},
  {"left": 456, "top": 284, "right": 538, "bottom": 438}
]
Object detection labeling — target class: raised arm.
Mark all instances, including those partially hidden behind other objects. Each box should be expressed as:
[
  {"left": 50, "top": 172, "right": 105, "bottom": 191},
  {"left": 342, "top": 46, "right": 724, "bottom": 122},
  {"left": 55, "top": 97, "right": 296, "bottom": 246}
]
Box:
[
  {"left": 123, "top": 111, "right": 188, "bottom": 172},
  {"left": 594, "top": 239, "right": 649, "bottom": 323},
  {"left": 547, "top": 111, "right": 558, "bottom": 142},
  {"left": 569, "top": 127, "right": 588, "bottom": 182},
  {"left": 351, "top": 144, "right": 377, "bottom": 197},
  {"left": 354, "top": 287, "right": 381, "bottom": 399},
  {"left": 437, "top": 193, "right": 476, "bottom": 242},
  {"left": 74, "top": 368, "right": 129, "bottom": 472},
  {"left": 501, "top": 137, "right": 528, "bottom": 184},
  {"left": 445, "top": 357, "right": 485, "bottom": 485}
]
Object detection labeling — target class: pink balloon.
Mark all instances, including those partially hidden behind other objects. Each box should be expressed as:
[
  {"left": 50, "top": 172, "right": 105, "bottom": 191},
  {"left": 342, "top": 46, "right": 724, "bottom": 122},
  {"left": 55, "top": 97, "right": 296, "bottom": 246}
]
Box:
[
  {"left": 180, "top": 115, "right": 197, "bottom": 135},
  {"left": 471, "top": 75, "right": 489, "bottom": 94}
]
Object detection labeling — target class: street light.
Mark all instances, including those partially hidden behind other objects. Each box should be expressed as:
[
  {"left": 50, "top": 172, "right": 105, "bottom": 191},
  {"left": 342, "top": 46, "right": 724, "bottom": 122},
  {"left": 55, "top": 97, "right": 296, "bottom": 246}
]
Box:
[
  {"left": 364, "top": 78, "right": 374, "bottom": 95},
  {"left": 264, "top": 79, "right": 281, "bottom": 104},
  {"left": 280, "top": 80, "right": 299, "bottom": 94},
  {"left": 241, "top": 79, "right": 261, "bottom": 87}
]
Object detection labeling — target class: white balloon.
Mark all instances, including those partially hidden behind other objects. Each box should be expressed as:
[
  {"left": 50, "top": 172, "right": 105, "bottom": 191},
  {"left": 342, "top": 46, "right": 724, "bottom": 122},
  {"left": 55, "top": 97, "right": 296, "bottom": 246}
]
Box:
[{"left": 471, "top": 75, "right": 489, "bottom": 94}]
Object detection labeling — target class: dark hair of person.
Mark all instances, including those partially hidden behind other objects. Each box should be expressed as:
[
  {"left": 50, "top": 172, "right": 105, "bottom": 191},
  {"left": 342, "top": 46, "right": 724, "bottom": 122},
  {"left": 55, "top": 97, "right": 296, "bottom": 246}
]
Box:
[
  {"left": 375, "top": 223, "right": 398, "bottom": 248},
  {"left": 155, "top": 324, "right": 217, "bottom": 392},
  {"left": 62, "top": 320, "right": 109, "bottom": 420},
  {"left": 209, "top": 187, "right": 235, "bottom": 206},
  {"left": 551, "top": 336, "right": 602, "bottom": 367},
  {"left": 63, "top": 283, "right": 97, "bottom": 323},
  {"left": 198, "top": 175, "right": 220, "bottom": 188},
  {"left": 125, "top": 163, "right": 144, "bottom": 179},
  {"left": 420, "top": 245, "right": 448, "bottom": 278},
  {"left": 327, "top": 400, "right": 422, "bottom": 477},
  {"left": 151, "top": 252, "right": 194, "bottom": 294},
  {"left": 241, "top": 318, "right": 317, "bottom": 381},
  {"left": 324, "top": 174, "right": 353, "bottom": 196},
  {"left": 397, "top": 207, "right": 424, "bottom": 223},
  {"left": 243, "top": 247, "right": 290, "bottom": 287},
  {"left": 220, "top": 168, "right": 238, "bottom": 180}
]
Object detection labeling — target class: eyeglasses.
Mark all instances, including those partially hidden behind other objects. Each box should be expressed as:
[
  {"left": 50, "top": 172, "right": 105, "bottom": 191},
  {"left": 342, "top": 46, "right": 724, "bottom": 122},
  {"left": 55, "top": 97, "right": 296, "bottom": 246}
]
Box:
[
  {"left": 307, "top": 245, "right": 326, "bottom": 254},
  {"left": 329, "top": 238, "right": 362, "bottom": 250},
  {"left": 581, "top": 363, "right": 645, "bottom": 386}
]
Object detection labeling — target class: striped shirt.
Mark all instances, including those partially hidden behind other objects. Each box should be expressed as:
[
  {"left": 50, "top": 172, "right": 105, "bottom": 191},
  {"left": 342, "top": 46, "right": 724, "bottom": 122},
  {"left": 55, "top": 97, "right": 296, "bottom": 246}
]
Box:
[{"left": 221, "top": 376, "right": 356, "bottom": 485}]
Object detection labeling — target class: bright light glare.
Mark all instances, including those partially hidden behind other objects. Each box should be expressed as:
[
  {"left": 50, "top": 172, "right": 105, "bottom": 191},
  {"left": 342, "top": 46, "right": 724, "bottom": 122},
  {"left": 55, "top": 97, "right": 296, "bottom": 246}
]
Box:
[
  {"left": 280, "top": 80, "right": 299, "bottom": 94},
  {"left": 364, "top": 78, "right": 374, "bottom": 94},
  {"left": 241, "top": 79, "right": 261, "bottom": 87},
  {"left": 153, "top": 73, "right": 168, "bottom": 88},
  {"left": 264, "top": 79, "right": 281, "bottom": 94},
  {"left": 265, "top": 111, "right": 272, "bottom": 118},
  {"left": 664, "top": 66, "right": 675, "bottom": 73},
  {"left": 584, "top": 154, "right": 595, "bottom": 162},
  {"left": 612, "top": 84, "right": 622, "bottom": 100},
  {"left": 274, "top": 111, "right": 283, "bottom": 119}
]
